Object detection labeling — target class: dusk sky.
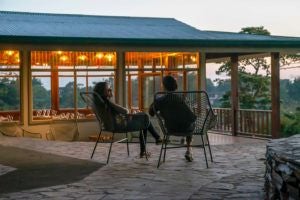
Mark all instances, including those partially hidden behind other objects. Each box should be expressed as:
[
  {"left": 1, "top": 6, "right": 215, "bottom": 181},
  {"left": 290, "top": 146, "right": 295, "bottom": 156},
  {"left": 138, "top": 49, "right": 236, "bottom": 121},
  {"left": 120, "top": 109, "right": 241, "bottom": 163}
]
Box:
[
  {"left": 2, "top": 0, "right": 300, "bottom": 36},
  {"left": 1, "top": 0, "right": 300, "bottom": 80}
]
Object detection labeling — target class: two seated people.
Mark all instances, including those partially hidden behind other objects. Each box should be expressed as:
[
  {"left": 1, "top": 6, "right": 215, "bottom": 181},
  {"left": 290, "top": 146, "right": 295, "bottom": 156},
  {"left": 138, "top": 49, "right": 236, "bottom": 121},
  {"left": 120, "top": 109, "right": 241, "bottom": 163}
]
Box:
[{"left": 93, "top": 75, "right": 196, "bottom": 161}]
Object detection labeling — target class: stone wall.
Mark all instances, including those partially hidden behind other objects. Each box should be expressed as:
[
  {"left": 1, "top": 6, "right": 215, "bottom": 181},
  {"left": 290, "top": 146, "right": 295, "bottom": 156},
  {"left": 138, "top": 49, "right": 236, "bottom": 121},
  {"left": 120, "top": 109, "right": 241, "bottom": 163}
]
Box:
[{"left": 265, "top": 134, "right": 300, "bottom": 199}]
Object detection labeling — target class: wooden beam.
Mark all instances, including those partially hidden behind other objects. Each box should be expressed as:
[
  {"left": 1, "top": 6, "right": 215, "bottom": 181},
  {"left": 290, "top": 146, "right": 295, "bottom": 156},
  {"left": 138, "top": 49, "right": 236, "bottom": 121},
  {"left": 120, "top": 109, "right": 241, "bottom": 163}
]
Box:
[
  {"left": 138, "top": 58, "right": 143, "bottom": 110},
  {"left": 116, "top": 51, "right": 125, "bottom": 106},
  {"left": 20, "top": 50, "right": 30, "bottom": 125},
  {"left": 198, "top": 52, "right": 206, "bottom": 91},
  {"left": 230, "top": 55, "right": 239, "bottom": 136},
  {"left": 51, "top": 66, "right": 59, "bottom": 111},
  {"left": 200, "top": 53, "right": 206, "bottom": 90},
  {"left": 271, "top": 52, "right": 280, "bottom": 139}
]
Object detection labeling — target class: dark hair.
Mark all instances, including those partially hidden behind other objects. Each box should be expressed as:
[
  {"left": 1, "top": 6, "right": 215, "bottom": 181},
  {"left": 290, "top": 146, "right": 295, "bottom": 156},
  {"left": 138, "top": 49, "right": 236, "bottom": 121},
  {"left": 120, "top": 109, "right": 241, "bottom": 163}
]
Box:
[
  {"left": 162, "top": 75, "right": 177, "bottom": 91},
  {"left": 93, "top": 82, "right": 107, "bottom": 96}
]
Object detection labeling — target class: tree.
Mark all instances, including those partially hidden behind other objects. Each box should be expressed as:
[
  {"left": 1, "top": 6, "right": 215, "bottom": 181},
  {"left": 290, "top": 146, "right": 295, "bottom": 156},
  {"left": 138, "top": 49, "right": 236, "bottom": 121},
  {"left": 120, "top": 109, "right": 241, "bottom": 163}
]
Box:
[
  {"left": 288, "top": 77, "right": 300, "bottom": 101},
  {"left": 32, "top": 78, "right": 51, "bottom": 109},
  {"left": 239, "top": 26, "right": 270, "bottom": 35},
  {"left": 281, "top": 107, "right": 300, "bottom": 137},
  {"left": 0, "top": 77, "right": 20, "bottom": 110},
  {"left": 216, "top": 26, "right": 272, "bottom": 109},
  {"left": 215, "top": 26, "right": 300, "bottom": 136},
  {"left": 59, "top": 81, "right": 75, "bottom": 108}
]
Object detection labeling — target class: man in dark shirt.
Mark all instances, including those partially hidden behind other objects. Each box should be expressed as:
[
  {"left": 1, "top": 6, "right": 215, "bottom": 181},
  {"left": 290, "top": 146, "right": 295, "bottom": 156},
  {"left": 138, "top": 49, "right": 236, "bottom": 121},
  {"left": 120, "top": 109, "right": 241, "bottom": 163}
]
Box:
[{"left": 149, "top": 75, "right": 196, "bottom": 162}]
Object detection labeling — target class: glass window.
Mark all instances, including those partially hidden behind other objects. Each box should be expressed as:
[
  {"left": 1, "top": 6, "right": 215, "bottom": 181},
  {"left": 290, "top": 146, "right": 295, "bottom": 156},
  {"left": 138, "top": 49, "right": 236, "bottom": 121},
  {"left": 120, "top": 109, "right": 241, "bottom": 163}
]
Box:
[
  {"left": 32, "top": 74, "right": 51, "bottom": 109},
  {"left": 31, "top": 51, "right": 116, "bottom": 121},
  {"left": 125, "top": 52, "right": 199, "bottom": 111},
  {"left": 0, "top": 50, "right": 20, "bottom": 122}
]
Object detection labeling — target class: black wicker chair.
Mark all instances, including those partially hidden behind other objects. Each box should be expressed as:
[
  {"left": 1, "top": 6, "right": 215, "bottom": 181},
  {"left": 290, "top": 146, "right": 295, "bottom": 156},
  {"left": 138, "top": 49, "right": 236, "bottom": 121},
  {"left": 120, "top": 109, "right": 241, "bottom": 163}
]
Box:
[
  {"left": 153, "top": 91, "right": 217, "bottom": 168},
  {"left": 80, "top": 92, "right": 149, "bottom": 164}
]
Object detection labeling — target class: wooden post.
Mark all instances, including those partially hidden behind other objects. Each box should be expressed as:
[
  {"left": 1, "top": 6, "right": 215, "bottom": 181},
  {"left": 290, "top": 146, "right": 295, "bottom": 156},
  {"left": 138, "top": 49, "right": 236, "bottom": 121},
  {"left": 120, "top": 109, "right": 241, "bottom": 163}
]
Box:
[
  {"left": 198, "top": 52, "right": 206, "bottom": 91},
  {"left": 116, "top": 51, "right": 126, "bottom": 106},
  {"left": 20, "top": 50, "right": 30, "bottom": 126},
  {"left": 230, "top": 55, "right": 239, "bottom": 136},
  {"left": 271, "top": 52, "right": 280, "bottom": 139},
  {"left": 51, "top": 65, "right": 59, "bottom": 111},
  {"left": 138, "top": 58, "right": 144, "bottom": 110}
]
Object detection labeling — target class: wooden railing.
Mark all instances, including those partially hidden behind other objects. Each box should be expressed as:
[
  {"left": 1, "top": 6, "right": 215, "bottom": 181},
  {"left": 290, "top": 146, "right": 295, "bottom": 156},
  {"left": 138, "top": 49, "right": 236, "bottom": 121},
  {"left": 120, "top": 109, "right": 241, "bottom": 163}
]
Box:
[
  {"left": 238, "top": 109, "right": 271, "bottom": 137},
  {"left": 212, "top": 108, "right": 272, "bottom": 138},
  {"left": 213, "top": 108, "right": 232, "bottom": 133}
]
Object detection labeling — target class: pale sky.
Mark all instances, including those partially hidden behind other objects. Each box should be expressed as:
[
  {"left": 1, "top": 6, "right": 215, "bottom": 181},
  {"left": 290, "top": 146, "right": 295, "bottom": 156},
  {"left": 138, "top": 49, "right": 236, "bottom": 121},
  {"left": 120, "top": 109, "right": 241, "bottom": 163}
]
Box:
[
  {"left": 2, "top": 0, "right": 300, "bottom": 36},
  {"left": 1, "top": 0, "right": 300, "bottom": 80}
]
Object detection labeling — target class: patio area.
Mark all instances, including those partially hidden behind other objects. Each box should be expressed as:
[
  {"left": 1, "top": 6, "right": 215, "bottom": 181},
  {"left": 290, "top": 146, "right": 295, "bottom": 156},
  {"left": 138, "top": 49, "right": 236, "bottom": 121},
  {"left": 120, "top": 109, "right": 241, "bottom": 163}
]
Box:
[{"left": 0, "top": 133, "right": 267, "bottom": 199}]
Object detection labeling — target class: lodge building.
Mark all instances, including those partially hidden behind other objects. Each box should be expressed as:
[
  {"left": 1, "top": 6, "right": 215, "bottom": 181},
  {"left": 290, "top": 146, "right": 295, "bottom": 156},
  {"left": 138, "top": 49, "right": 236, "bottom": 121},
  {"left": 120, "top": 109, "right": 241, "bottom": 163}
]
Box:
[{"left": 0, "top": 11, "right": 300, "bottom": 140}]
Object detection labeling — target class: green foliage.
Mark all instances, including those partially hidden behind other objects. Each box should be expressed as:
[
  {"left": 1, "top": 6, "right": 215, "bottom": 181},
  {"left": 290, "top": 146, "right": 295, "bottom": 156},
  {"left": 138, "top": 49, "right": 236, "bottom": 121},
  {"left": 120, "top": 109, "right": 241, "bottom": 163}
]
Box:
[
  {"left": 280, "top": 78, "right": 300, "bottom": 134},
  {"left": 216, "top": 60, "right": 271, "bottom": 109},
  {"left": 214, "top": 26, "right": 300, "bottom": 136},
  {"left": 0, "top": 77, "right": 20, "bottom": 111},
  {"left": 238, "top": 72, "right": 271, "bottom": 109},
  {"left": 206, "top": 78, "right": 231, "bottom": 107},
  {"left": 215, "top": 26, "right": 273, "bottom": 109},
  {"left": 239, "top": 26, "right": 270, "bottom": 35},
  {"left": 288, "top": 77, "right": 300, "bottom": 101},
  {"left": 59, "top": 82, "right": 75, "bottom": 108},
  {"left": 206, "top": 79, "right": 215, "bottom": 93},
  {"left": 281, "top": 107, "right": 300, "bottom": 137},
  {"left": 32, "top": 78, "right": 51, "bottom": 109}
]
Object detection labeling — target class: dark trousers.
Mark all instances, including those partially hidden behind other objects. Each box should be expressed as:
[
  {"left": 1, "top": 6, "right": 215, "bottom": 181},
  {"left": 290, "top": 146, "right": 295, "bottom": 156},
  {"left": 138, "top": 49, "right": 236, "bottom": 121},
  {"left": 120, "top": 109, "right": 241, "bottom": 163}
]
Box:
[
  {"left": 126, "top": 113, "right": 160, "bottom": 153},
  {"left": 139, "top": 122, "right": 160, "bottom": 153}
]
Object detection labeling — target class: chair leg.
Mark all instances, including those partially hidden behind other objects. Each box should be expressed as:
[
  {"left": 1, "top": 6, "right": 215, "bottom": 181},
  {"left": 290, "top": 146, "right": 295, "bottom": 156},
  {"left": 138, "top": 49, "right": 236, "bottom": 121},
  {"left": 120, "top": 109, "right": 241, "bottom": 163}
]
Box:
[
  {"left": 163, "top": 136, "right": 169, "bottom": 162},
  {"left": 91, "top": 129, "right": 102, "bottom": 159},
  {"left": 206, "top": 133, "right": 213, "bottom": 162},
  {"left": 200, "top": 134, "right": 209, "bottom": 168},
  {"left": 157, "top": 135, "right": 166, "bottom": 168},
  {"left": 126, "top": 132, "right": 130, "bottom": 156},
  {"left": 107, "top": 132, "right": 115, "bottom": 164}
]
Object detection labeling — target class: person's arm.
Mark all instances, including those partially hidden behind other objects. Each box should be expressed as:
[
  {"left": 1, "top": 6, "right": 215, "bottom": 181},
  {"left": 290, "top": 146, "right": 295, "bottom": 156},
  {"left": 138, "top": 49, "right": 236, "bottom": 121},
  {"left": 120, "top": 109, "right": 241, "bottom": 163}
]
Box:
[
  {"left": 149, "top": 103, "right": 155, "bottom": 116},
  {"left": 109, "top": 101, "right": 129, "bottom": 114},
  {"left": 149, "top": 97, "right": 163, "bottom": 116}
]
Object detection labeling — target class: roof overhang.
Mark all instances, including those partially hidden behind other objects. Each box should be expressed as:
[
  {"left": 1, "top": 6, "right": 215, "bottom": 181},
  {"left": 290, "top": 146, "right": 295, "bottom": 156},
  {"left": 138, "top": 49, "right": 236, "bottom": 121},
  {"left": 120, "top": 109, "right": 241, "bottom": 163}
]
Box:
[{"left": 1, "top": 36, "right": 300, "bottom": 49}]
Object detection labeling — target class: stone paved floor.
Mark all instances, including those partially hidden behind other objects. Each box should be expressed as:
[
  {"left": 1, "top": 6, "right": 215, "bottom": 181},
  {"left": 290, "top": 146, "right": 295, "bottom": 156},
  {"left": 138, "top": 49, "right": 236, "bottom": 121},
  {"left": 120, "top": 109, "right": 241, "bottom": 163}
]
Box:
[{"left": 0, "top": 133, "right": 267, "bottom": 200}]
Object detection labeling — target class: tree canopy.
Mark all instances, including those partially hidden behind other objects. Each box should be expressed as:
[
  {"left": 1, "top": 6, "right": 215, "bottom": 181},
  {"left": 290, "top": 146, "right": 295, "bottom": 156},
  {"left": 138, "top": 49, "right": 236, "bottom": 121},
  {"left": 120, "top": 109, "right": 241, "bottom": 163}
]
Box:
[{"left": 216, "top": 26, "right": 272, "bottom": 109}]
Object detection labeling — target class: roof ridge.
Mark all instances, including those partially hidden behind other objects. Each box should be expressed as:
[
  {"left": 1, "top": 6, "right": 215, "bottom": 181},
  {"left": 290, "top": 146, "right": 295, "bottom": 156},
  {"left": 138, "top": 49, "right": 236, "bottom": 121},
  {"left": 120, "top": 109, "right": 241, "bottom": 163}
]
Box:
[
  {"left": 204, "top": 30, "right": 300, "bottom": 39},
  {"left": 0, "top": 10, "right": 175, "bottom": 21}
]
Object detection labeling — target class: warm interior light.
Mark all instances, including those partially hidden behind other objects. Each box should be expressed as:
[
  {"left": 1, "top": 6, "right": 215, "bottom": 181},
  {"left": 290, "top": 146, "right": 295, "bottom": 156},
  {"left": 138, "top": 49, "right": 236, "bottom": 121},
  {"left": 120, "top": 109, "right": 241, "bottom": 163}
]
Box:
[
  {"left": 78, "top": 55, "right": 87, "bottom": 61},
  {"left": 60, "top": 55, "right": 68, "bottom": 62},
  {"left": 168, "top": 53, "right": 177, "bottom": 57},
  {"left": 57, "top": 51, "right": 62, "bottom": 55},
  {"left": 190, "top": 56, "right": 196, "bottom": 62},
  {"left": 15, "top": 54, "right": 20, "bottom": 63},
  {"left": 96, "top": 53, "right": 104, "bottom": 59},
  {"left": 5, "top": 50, "right": 14, "bottom": 56},
  {"left": 106, "top": 54, "right": 113, "bottom": 62}
]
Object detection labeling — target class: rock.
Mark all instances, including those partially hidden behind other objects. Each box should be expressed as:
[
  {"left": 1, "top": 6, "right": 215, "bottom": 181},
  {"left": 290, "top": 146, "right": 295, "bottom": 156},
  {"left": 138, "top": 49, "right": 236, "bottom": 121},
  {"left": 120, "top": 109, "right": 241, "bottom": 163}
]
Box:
[{"left": 265, "top": 134, "right": 300, "bottom": 199}]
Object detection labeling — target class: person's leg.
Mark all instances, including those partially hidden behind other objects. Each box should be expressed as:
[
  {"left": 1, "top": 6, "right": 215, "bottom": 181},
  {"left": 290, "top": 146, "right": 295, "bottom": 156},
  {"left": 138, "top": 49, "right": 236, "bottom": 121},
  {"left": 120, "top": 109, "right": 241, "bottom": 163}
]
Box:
[
  {"left": 185, "top": 135, "right": 193, "bottom": 162},
  {"left": 139, "top": 128, "right": 148, "bottom": 157},
  {"left": 147, "top": 122, "right": 162, "bottom": 144},
  {"left": 126, "top": 113, "right": 149, "bottom": 157}
]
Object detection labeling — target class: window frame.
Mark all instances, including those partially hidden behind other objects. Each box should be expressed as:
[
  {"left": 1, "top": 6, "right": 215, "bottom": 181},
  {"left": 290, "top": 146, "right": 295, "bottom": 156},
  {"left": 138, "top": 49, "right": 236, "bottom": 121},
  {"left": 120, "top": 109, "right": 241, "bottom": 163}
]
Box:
[{"left": 29, "top": 51, "right": 117, "bottom": 124}]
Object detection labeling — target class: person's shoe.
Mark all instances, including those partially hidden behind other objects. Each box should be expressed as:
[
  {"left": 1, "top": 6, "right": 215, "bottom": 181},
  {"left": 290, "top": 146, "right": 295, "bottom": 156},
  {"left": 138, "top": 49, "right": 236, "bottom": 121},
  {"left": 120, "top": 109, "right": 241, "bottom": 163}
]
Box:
[
  {"left": 156, "top": 138, "right": 163, "bottom": 145},
  {"left": 140, "top": 151, "right": 151, "bottom": 158},
  {"left": 185, "top": 151, "right": 193, "bottom": 162}
]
